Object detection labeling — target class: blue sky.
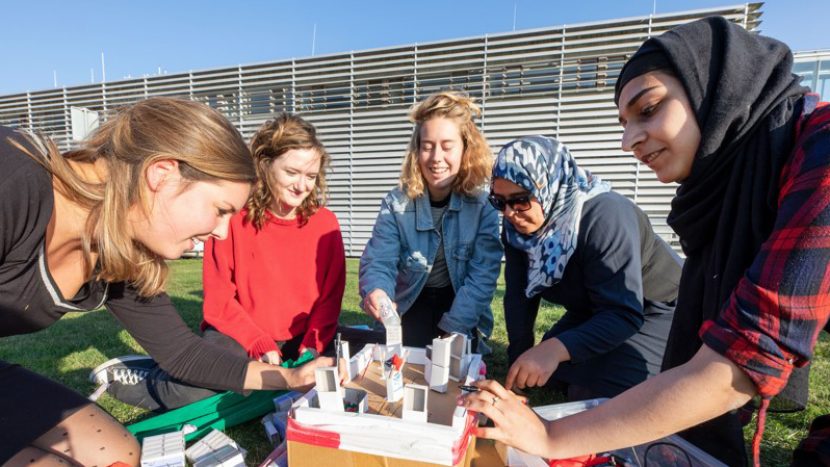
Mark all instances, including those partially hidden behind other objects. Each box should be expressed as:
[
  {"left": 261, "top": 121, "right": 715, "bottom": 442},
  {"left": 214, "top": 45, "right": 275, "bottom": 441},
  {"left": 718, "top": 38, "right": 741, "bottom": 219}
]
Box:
[{"left": 2, "top": 0, "right": 828, "bottom": 96}]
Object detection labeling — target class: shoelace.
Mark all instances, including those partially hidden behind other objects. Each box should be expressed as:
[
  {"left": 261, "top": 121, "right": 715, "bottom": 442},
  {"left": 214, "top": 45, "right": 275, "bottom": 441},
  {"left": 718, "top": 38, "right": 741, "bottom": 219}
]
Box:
[{"left": 112, "top": 367, "right": 150, "bottom": 385}]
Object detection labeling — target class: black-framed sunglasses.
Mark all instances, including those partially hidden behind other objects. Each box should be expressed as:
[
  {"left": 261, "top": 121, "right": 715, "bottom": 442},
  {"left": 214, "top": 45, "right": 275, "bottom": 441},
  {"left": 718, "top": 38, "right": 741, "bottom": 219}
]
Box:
[{"left": 488, "top": 193, "right": 533, "bottom": 212}]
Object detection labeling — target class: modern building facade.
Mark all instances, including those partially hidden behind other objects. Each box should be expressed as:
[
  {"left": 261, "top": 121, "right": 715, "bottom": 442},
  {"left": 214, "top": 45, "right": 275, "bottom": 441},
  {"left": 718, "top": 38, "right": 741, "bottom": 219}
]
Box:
[
  {"left": 0, "top": 4, "right": 773, "bottom": 255},
  {"left": 794, "top": 50, "right": 830, "bottom": 101}
]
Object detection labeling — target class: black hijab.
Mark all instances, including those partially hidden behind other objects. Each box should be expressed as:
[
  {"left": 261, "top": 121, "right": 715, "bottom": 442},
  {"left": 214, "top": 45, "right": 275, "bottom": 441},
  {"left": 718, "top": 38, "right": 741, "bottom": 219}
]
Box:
[{"left": 616, "top": 17, "right": 809, "bottom": 403}]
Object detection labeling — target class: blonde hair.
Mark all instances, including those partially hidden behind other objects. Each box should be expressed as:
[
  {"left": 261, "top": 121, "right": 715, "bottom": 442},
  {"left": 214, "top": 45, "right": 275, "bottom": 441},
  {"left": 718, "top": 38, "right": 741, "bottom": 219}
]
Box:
[
  {"left": 400, "top": 91, "right": 492, "bottom": 199},
  {"left": 14, "top": 97, "right": 255, "bottom": 297},
  {"left": 246, "top": 114, "right": 329, "bottom": 229}
]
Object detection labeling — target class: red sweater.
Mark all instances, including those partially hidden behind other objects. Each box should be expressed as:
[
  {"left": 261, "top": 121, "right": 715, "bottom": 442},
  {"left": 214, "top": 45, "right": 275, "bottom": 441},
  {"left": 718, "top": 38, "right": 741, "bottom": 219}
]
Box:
[{"left": 201, "top": 207, "right": 346, "bottom": 359}]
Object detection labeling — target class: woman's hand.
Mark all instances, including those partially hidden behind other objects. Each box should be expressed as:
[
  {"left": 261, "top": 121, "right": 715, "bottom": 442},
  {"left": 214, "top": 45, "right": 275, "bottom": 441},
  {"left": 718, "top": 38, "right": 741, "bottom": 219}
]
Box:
[
  {"left": 459, "top": 379, "right": 553, "bottom": 459},
  {"left": 505, "top": 338, "right": 570, "bottom": 389},
  {"left": 259, "top": 350, "right": 282, "bottom": 365},
  {"left": 363, "top": 289, "right": 397, "bottom": 321},
  {"left": 285, "top": 355, "right": 335, "bottom": 391}
]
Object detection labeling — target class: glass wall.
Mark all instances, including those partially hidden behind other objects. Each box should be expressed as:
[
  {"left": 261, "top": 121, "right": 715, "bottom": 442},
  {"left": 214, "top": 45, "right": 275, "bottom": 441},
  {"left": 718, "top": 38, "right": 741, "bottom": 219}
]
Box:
[{"left": 794, "top": 53, "right": 830, "bottom": 101}]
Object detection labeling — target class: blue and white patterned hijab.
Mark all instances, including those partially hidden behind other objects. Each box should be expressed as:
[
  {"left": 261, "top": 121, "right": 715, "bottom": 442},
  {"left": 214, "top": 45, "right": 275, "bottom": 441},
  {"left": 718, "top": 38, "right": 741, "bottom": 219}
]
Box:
[{"left": 493, "top": 136, "right": 610, "bottom": 297}]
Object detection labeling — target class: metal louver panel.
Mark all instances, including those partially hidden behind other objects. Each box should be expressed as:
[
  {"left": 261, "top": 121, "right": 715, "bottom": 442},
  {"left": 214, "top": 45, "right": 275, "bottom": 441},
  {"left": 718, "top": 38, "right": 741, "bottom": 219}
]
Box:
[{"left": 0, "top": 3, "right": 767, "bottom": 255}]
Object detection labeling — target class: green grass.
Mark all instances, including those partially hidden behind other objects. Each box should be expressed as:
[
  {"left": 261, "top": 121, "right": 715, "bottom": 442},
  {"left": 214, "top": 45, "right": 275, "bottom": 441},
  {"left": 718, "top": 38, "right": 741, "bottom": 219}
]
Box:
[{"left": 1, "top": 258, "right": 827, "bottom": 465}]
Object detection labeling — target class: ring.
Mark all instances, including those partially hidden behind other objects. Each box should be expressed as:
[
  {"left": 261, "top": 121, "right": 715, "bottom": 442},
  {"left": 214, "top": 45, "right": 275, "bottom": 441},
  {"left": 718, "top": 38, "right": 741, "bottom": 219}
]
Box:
[{"left": 491, "top": 396, "right": 500, "bottom": 407}]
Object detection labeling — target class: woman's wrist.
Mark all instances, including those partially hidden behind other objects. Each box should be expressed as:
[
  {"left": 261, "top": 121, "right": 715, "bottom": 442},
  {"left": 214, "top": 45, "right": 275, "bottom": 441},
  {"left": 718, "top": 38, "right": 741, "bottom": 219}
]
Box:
[
  {"left": 243, "top": 360, "right": 290, "bottom": 390},
  {"left": 542, "top": 337, "right": 571, "bottom": 364}
]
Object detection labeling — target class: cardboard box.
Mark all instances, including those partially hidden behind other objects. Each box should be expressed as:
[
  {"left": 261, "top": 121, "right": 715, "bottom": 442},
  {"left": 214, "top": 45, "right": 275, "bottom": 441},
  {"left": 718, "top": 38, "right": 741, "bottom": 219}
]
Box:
[{"left": 288, "top": 345, "right": 484, "bottom": 467}]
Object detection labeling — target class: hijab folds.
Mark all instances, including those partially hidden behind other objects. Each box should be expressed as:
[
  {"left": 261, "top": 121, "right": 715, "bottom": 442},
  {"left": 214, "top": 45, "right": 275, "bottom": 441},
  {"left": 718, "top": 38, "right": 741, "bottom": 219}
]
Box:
[{"left": 493, "top": 135, "right": 610, "bottom": 298}]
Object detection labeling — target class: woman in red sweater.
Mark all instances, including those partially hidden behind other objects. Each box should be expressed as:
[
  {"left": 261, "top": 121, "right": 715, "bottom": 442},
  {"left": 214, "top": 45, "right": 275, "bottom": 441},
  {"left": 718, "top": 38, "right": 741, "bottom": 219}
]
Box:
[
  {"left": 104, "top": 114, "right": 346, "bottom": 410},
  {"left": 203, "top": 114, "right": 346, "bottom": 365}
]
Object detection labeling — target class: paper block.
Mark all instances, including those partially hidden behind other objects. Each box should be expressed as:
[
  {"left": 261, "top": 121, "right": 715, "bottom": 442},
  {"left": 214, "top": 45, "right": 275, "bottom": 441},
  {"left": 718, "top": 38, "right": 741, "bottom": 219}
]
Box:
[
  {"left": 386, "top": 368, "right": 404, "bottom": 402},
  {"left": 339, "top": 340, "right": 352, "bottom": 381},
  {"left": 348, "top": 344, "right": 373, "bottom": 383},
  {"left": 192, "top": 444, "right": 245, "bottom": 467},
  {"left": 402, "top": 384, "right": 429, "bottom": 423},
  {"left": 428, "top": 362, "right": 450, "bottom": 393},
  {"left": 185, "top": 429, "right": 246, "bottom": 465},
  {"left": 386, "top": 324, "right": 402, "bottom": 347},
  {"left": 451, "top": 405, "right": 468, "bottom": 431},
  {"left": 431, "top": 337, "right": 452, "bottom": 367},
  {"left": 315, "top": 366, "right": 344, "bottom": 412},
  {"left": 449, "top": 333, "right": 467, "bottom": 359},
  {"left": 273, "top": 391, "right": 302, "bottom": 413},
  {"left": 344, "top": 387, "right": 369, "bottom": 413},
  {"left": 141, "top": 431, "right": 185, "bottom": 467}
]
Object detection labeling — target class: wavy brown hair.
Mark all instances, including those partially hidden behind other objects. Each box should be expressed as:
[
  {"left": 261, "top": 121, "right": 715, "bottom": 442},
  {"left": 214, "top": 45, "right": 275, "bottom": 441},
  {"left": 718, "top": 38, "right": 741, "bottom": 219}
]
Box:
[
  {"left": 246, "top": 114, "right": 329, "bottom": 229},
  {"left": 400, "top": 91, "right": 492, "bottom": 199},
  {"left": 13, "top": 97, "right": 255, "bottom": 297}
]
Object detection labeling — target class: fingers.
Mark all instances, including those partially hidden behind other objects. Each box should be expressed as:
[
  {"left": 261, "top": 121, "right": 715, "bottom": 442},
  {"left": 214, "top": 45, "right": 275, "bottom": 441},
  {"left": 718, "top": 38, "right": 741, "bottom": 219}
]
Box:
[
  {"left": 314, "top": 356, "right": 335, "bottom": 367},
  {"left": 473, "top": 425, "right": 505, "bottom": 442},
  {"left": 473, "top": 379, "right": 513, "bottom": 400},
  {"left": 363, "top": 295, "right": 382, "bottom": 321},
  {"left": 505, "top": 363, "right": 519, "bottom": 390}
]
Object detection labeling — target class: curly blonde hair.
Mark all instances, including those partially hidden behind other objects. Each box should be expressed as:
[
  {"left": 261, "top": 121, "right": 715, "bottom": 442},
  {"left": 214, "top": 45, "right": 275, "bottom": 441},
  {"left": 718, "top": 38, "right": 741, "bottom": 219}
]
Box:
[
  {"left": 400, "top": 91, "right": 492, "bottom": 199},
  {"left": 246, "top": 114, "right": 329, "bottom": 229}
]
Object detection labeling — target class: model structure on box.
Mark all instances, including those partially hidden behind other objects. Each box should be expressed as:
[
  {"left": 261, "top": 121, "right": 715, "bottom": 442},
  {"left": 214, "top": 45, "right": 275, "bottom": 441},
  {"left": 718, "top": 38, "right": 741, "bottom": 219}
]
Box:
[{"left": 287, "top": 333, "right": 484, "bottom": 466}]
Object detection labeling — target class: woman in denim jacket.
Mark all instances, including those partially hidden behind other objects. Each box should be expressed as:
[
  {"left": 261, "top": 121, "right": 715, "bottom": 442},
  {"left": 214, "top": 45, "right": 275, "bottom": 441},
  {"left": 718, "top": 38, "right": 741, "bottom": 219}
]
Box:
[{"left": 359, "top": 91, "right": 502, "bottom": 352}]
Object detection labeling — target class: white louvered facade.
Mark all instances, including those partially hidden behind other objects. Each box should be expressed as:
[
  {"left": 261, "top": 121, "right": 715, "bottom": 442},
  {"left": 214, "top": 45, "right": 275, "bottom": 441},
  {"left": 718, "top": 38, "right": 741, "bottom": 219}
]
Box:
[{"left": 0, "top": 3, "right": 765, "bottom": 256}]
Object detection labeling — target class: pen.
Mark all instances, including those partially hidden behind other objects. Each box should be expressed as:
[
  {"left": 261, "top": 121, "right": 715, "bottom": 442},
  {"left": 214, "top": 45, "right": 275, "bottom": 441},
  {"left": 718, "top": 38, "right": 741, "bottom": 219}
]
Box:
[{"left": 459, "top": 385, "right": 480, "bottom": 393}]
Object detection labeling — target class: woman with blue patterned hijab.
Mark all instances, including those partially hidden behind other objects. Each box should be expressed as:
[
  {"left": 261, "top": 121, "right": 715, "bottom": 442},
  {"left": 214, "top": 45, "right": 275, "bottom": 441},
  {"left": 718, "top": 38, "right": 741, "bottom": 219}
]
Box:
[
  {"left": 493, "top": 135, "right": 610, "bottom": 297},
  {"left": 492, "top": 135, "right": 682, "bottom": 400}
]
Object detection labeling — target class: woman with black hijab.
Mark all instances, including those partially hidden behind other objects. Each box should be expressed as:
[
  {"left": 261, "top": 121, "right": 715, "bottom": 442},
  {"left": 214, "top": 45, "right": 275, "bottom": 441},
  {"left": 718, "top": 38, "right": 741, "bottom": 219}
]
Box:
[{"left": 459, "top": 17, "right": 830, "bottom": 467}]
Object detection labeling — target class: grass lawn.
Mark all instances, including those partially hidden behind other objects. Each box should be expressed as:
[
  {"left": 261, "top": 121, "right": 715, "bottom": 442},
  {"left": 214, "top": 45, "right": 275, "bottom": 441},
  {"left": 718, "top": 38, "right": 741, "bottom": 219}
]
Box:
[{"left": 1, "top": 258, "right": 827, "bottom": 465}]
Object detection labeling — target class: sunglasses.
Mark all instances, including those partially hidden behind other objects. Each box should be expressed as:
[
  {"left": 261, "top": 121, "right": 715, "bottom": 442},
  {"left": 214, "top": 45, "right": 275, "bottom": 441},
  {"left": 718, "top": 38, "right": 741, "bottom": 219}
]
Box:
[{"left": 488, "top": 193, "right": 533, "bottom": 212}]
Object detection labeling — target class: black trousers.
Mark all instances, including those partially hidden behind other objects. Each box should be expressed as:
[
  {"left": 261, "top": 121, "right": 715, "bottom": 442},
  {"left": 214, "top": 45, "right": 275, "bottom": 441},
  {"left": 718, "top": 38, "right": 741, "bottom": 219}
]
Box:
[
  {"left": 0, "top": 361, "right": 91, "bottom": 462},
  {"left": 112, "top": 327, "right": 305, "bottom": 411},
  {"left": 400, "top": 285, "right": 478, "bottom": 351}
]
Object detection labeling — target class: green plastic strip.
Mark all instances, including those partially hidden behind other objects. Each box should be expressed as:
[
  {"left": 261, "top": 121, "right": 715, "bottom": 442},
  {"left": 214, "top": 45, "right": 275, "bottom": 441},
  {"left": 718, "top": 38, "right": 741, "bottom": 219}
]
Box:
[{"left": 125, "top": 350, "right": 314, "bottom": 442}]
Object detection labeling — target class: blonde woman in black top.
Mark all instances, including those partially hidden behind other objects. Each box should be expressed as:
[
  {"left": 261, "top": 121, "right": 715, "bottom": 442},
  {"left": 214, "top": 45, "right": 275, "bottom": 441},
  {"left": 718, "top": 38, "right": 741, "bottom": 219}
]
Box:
[{"left": 0, "top": 98, "right": 332, "bottom": 466}]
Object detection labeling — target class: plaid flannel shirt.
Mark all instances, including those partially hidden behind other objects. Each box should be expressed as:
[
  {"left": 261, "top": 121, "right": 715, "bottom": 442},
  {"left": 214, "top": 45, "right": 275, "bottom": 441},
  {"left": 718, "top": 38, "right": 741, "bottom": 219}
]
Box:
[{"left": 700, "top": 97, "right": 830, "bottom": 465}]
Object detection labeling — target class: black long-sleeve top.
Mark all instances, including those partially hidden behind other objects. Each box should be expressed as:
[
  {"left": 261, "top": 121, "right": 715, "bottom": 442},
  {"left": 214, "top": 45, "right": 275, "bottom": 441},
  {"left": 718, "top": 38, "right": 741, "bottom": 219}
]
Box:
[
  {"left": 504, "top": 191, "right": 683, "bottom": 365},
  {"left": 0, "top": 127, "right": 248, "bottom": 391}
]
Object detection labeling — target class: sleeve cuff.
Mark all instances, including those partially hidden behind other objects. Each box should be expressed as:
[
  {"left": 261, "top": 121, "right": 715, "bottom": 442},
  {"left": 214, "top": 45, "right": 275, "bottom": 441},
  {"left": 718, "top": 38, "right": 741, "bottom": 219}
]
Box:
[
  {"left": 437, "top": 313, "right": 470, "bottom": 336},
  {"left": 301, "top": 329, "right": 326, "bottom": 355},
  {"left": 700, "top": 319, "right": 795, "bottom": 398},
  {"left": 246, "top": 337, "right": 280, "bottom": 360}
]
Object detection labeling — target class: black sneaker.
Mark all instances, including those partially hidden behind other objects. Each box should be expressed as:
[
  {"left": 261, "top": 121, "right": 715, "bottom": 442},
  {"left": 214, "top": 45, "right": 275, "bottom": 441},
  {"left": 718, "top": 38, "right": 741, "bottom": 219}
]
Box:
[{"left": 88, "top": 355, "right": 156, "bottom": 401}]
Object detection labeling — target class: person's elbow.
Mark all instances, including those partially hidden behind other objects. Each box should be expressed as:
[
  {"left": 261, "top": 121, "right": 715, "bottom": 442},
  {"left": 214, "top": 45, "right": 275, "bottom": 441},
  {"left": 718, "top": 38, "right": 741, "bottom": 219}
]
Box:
[{"left": 688, "top": 345, "right": 758, "bottom": 410}]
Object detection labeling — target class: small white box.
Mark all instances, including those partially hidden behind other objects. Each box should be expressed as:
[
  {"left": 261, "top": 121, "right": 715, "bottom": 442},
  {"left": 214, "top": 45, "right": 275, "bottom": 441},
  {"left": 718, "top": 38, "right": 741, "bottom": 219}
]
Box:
[
  {"left": 386, "top": 367, "right": 404, "bottom": 402},
  {"left": 402, "top": 384, "right": 429, "bottom": 423},
  {"left": 344, "top": 387, "right": 369, "bottom": 413},
  {"left": 431, "top": 337, "right": 452, "bottom": 367},
  {"left": 386, "top": 324, "right": 402, "bottom": 347},
  {"left": 141, "top": 431, "right": 185, "bottom": 467},
  {"left": 428, "top": 362, "right": 450, "bottom": 393},
  {"left": 315, "top": 366, "right": 344, "bottom": 412},
  {"left": 185, "top": 429, "right": 246, "bottom": 466}
]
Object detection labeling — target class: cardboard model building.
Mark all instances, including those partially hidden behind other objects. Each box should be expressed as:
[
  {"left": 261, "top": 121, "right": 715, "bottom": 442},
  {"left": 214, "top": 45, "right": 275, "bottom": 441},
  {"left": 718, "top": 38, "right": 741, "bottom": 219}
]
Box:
[{"left": 288, "top": 339, "right": 484, "bottom": 467}]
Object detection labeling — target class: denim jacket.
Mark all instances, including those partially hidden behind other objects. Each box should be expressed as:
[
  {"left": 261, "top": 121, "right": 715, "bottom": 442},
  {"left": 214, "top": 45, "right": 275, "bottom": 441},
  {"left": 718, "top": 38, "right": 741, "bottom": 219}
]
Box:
[{"left": 359, "top": 187, "right": 502, "bottom": 344}]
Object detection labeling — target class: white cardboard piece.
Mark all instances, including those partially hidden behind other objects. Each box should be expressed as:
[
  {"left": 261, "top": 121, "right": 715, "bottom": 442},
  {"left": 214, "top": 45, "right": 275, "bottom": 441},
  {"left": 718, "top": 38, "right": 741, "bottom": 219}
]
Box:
[
  {"left": 385, "top": 365, "right": 405, "bottom": 402},
  {"left": 348, "top": 344, "right": 374, "bottom": 382},
  {"left": 344, "top": 387, "right": 369, "bottom": 413},
  {"left": 315, "top": 366, "right": 344, "bottom": 412},
  {"left": 428, "top": 362, "right": 450, "bottom": 393},
  {"left": 402, "top": 384, "right": 429, "bottom": 423},
  {"left": 185, "top": 429, "right": 247, "bottom": 467},
  {"left": 141, "top": 431, "right": 186, "bottom": 467}
]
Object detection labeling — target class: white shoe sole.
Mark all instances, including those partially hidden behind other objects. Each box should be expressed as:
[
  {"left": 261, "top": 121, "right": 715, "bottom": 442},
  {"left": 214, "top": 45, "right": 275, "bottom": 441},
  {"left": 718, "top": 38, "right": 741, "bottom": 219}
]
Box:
[{"left": 88, "top": 355, "right": 154, "bottom": 384}]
